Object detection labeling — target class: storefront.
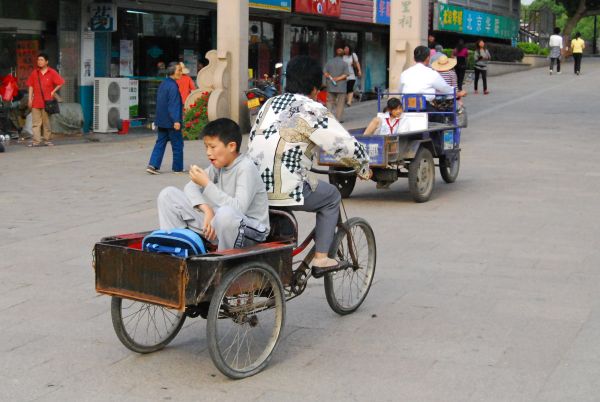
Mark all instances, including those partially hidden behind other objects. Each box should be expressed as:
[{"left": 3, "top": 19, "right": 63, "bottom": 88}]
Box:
[
  {"left": 0, "top": 0, "right": 80, "bottom": 100},
  {"left": 282, "top": 0, "right": 389, "bottom": 93}
]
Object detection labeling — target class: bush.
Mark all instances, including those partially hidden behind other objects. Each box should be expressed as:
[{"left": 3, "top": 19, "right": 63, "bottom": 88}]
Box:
[
  {"left": 183, "top": 91, "right": 210, "bottom": 141},
  {"left": 443, "top": 48, "right": 476, "bottom": 70},
  {"left": 517, "top": 42, "right": 542, "bottom": 55},
  {"left": 467, "top": 42, "right": 524, "bottom": 62}
]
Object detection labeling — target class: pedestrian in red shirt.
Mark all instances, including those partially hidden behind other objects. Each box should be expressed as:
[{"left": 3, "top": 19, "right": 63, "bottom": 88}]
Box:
[
  {"left": 177, "top": 62, "right": 196, "bottom": 106},
  {"left": 26, "top": 53, "right": 64, "bottom": 146}
]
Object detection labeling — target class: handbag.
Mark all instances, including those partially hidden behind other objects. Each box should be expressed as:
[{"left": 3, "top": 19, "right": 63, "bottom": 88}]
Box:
[{"left": 37, "top": 71, "right": 60, "bottom": 115}]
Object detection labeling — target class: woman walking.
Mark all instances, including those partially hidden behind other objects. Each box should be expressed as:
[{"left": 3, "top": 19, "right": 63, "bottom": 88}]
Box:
[
  {"left": 571, "top": 32, "right": 585, "bottom": 75},
  {"left": 453, "top": 39, "right": 468, "bottom": 91},
  {"left": 473, "top": 39, "right": 491, "bottom": 95},
  {"left": 343, "top": 45, "right": 361, "bottom": 107},
  {"left": 548, "top": 27, "right": 563, "bottom": 75}
]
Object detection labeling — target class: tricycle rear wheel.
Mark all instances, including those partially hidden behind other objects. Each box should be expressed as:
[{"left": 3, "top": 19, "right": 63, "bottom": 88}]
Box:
[
  {"left": 328, "top": 167, "right": 356, "bottom": 198},
  {"left": 408, "top": 147, "right": 435, "bottom": 203},
  {"left": 111, "top": 297, "right": 186, "bottom": 353},
  {"left": 439, "top": 152, "right": 460, "bottom": 183},
  {"left": 207, "top": 262, "right": 285, "bottom": 379},
  {"left": 325, "top": 217, "right": 376, "bottom": 315}
]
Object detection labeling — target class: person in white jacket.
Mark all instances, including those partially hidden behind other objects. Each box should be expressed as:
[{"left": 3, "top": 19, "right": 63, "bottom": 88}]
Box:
[{"left": 548, "top": 27, "right": 564, "bottom": 75}]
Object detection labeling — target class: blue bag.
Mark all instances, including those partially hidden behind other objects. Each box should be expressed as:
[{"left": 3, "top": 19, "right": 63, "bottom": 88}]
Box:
[{"left": 142, "top": 228, "right": 207, "bottom": 258}]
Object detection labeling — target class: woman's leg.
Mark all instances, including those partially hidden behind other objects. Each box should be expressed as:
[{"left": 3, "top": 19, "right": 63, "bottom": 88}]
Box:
[
  {"left": 482, "top": 70, "right": 488, "bottom": 92},
  {"left": 456, "top": 68, "right": 465, "bottom": 91},
  {"left": 556, "top": 57, "right": 561, "bottom": 73},
  {"left": 474, "top": 69, "right": 480, "bottom": 91},
  {"left": 346, "top": 79, "right": 355, "bottom": 106}
]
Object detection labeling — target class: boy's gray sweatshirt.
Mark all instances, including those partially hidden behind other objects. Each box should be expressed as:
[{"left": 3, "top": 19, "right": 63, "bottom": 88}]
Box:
[{"left": 183, "top": 154, "right": 270, "bottom": 230}]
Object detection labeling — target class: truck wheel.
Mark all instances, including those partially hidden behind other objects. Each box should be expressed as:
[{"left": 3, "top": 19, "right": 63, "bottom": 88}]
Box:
[
  {"left": 328, "top": 167, "right": 356, "bottom": 199},
  {"left": 408, "top": 147, "right": 435, "bottom": 203},
  {"left": 440, "top": 153, "right": 460, "bottom": 183}
]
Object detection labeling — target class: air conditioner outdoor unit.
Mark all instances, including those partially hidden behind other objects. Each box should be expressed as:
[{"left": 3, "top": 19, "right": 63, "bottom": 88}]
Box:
[{"left": 93, "top": 78, "right": 130, "bottom": 133}]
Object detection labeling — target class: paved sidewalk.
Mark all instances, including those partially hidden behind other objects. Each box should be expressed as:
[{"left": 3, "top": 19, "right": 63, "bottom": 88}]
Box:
[{"left": 1, "top": 60, "right": 600, "bottom": 401}]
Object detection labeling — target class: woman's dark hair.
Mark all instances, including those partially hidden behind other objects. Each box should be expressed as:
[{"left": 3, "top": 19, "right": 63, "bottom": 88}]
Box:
[
  {"left": 476, "top": 39, "right": 486, "bottom": 49},
  {"left": 414, "top": 45, "right": 430, "bottom": 62},
  {"left": 166, "top": 61, "right": 179, "bottom": 76},
  {"left": 575, "top": 32, "right": 581, "bottom": 38},
  {"left": 285, "top": 56, "right": 323, "bottom": 95},
  {"left": 456, "top": 39, "right": 465, "bottom": 51},
  {"left": 345, "top": 44, "right": 353, "bottom": 53},
  {"left": 383, "top": 97, "right": 402, "bottom": 113},
  {"left": 553, "top": 27, "right": 561, "bottom": 35},
  {"left": 201, "top": 118, "right": 242, "bottom": 152}
]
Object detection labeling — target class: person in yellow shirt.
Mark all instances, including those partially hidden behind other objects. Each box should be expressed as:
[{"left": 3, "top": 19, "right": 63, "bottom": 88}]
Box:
[{"left": 570, "top": 32, "right": 585, "bottom": 75}]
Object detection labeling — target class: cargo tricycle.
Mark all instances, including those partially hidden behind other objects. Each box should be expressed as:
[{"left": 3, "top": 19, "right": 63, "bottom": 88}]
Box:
[
  {"left": 319, "top": 91, "right": 465, "bottom": 202},
  {"left": 93, "top": 173, "right": 376, "bottom": 379}
]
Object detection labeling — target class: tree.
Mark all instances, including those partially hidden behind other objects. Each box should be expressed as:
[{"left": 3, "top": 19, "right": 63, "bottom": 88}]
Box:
[{"left": 557, "top": 0, "right": 600, "bottom": 39}]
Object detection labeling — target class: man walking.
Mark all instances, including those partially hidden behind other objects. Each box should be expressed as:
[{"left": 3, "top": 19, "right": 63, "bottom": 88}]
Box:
[
  {"left": 324, "top": 47, "right": 348, "bottom": 122},
  {"left": 548, "top": 27, "right": 563, "bottom": 75},
  {"left": 147, "top": 62, "right": 185, "bottom": 174},
  {"left": 26, "top": 53, "right": 64, "bottom": 147}
]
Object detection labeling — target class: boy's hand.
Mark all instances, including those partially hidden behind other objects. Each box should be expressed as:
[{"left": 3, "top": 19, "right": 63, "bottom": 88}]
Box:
[
  {"left": 202, "top": 208, "right": 216, "bottom": 241},
  {"left": 189, "top": 164, "right": 210, "bottom": 187}
]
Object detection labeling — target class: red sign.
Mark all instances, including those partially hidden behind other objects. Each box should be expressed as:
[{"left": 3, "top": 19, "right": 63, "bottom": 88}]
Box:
[
  {"left": 16, "top": 40, "right": 39, "bottom": 89},
  {"left": 295, "top": 0, "right": 341, "bottom": 17}
]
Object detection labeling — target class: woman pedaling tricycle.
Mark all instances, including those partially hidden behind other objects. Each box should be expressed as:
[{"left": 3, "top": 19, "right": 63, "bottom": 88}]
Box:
[{"left": 93, "top": 55, "right": 376, "bottom": 380}]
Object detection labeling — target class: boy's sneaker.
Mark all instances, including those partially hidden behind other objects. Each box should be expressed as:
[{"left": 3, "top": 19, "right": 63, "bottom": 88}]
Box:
[
  {"left": 549, "top": 70, "right": 553, "bottom": 75},
  {"left": 146, "top": 166, "right": 160, "bottom": 175}
]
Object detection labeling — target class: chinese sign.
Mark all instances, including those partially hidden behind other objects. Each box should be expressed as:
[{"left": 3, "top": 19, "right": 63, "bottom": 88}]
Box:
[
  {"left": 250, "top": 0, "right": 291, "bottom": 12},
  {"left": 397, "top": 0, "right": 414, "bottom": 29},
  {"left": 437, "top": 4, "right": 519, "bottom": 40},
  {"left": 375, "top": 0, "right": 391, "bottom": 24},
  {"left": 16, "top": 40, "right": 39, "bottom": 89},
  {"left": 90, "top": 3, "right": 117, "bottom": 32},
  {"left": 295, "top": 0, "right": 341, "bottom": 17}
]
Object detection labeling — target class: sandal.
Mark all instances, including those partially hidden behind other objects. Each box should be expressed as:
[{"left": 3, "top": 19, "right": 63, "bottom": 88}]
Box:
[
  {"left": 45, "top": 141, "right": 54, "bottom": 146},
  {"left": 27, "top": 142, "right": 42, "bottom": 147}
]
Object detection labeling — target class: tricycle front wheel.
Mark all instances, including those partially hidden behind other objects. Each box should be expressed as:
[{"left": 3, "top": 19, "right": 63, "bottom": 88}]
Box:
[
  {"left": 408, "top": 147, "right": 435, "bottom": 203},
  {"left": 439, "top": 152, "right": 460, "bottom": 183},
  {"left": 325, "top": 217, "right": 376, "bottom": 315},
  {"left": 207, "top": 262, "right": 285, "bottom": 379},
  {"left": 111, "top": 297, "right": 186, "bottom": 353}
]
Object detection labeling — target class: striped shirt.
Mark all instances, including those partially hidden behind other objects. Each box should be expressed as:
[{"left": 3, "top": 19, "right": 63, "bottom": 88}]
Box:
[{"left": 438, "top": 70, "right": 457, "bottom": 89}]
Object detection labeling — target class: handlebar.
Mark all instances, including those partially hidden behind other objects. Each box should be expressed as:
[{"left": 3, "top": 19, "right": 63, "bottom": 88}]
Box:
[{"left": 310, "top": 167, "right": 356, "bottom": 176}]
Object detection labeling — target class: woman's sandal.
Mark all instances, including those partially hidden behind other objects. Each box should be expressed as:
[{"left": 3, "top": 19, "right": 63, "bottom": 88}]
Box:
[
  {"left": 27, "top": 142, "right": 42, "bottom": 147},
  {"left": 45, "top": 141, "right": 54, "bottom": 146}
]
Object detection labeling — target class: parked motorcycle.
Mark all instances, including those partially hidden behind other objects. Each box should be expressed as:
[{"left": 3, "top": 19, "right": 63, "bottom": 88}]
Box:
[{"left": 246, "top": 63, "right": 282, "bottom": 125}]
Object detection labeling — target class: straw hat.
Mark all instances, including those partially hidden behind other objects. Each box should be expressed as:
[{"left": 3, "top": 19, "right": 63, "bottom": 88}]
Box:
[
  {"left": 431, "top": 55, "right": 457, "bottom": 72},
  {"left": 179, "top": 62, "right": 190, "bottom": 75}
]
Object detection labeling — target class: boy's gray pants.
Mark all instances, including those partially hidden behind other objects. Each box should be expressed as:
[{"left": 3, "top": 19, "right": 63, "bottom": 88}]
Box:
[{"left": 157, "top": 186, "right": 268, "bottom": 251}]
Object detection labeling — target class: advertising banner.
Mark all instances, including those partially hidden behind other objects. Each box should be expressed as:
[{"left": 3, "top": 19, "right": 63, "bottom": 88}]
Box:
[
  {"left": 437, "top": 3, "right": 518, "bottom": 40},
  {"left": 374, "top": 0, "right": 391, "bottom": 24},
  {"left": 250, "top": 0, "right": 291, "bottom": 12},
  {"left": 16, "top": 40, "right": 39, "bottom": 89},
  {"left": 90, "top": 3, "right": 117, "bottom": 32},
  {"left": 295, "top": 0, "right": 341, "bottom": 17}
]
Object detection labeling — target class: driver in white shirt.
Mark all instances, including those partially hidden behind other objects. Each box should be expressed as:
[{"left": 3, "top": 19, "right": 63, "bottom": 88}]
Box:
[{"left": 399, "top": 45, "right": 454, "bottom": 109}]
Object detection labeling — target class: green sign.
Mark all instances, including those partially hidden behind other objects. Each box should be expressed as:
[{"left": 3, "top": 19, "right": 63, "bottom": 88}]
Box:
[{"left": 437, "top": 4, "right": 518, "bottom": 40}]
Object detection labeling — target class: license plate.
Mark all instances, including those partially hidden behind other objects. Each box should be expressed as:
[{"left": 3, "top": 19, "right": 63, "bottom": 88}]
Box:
[{"left": 247, "top": 98, "right": 260, "bottom": 108}]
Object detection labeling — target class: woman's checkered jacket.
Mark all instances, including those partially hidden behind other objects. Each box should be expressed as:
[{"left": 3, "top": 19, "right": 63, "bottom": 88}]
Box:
[{"left": 247, "top": 93, "right": 370, "bottom": 207}]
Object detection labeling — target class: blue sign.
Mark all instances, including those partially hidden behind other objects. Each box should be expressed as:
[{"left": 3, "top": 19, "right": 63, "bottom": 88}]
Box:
[
  {"left": 250, "top": 0, "right": 291, "bottom": 12},
  {"left": 319, "top": 135, "right": 386, "bottom": 166},
  {"left": 375, "top": 0, "right": 391, "bottom": 25}
]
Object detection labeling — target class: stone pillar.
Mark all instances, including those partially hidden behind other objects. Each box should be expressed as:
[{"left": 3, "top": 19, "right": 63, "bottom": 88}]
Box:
[
  {"left": 388, "top": 0, "right": 429, "bottom": 93},
  {"left": 217, "top": 0, "right": 249, "bottom": 128}
]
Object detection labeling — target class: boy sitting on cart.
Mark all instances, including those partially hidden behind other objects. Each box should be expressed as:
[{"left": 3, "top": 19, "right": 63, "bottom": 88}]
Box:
[{"left": 157, "top": 118, "right": 270, "bottom": 251}]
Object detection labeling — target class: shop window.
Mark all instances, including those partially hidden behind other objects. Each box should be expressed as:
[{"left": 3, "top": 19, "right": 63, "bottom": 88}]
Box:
[
  {"left": 290, "top": 26, "right": 324, "bottom": 66},
  {"left": 248, "top": 20, "right": 281, "bottom": 84}
]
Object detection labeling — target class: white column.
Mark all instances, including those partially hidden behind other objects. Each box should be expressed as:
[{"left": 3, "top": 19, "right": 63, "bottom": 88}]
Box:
[
  {"left": 388, "top": 0, "right": 429, "bottom": 93},
  {"left": 217, "top": 0, "right": 249, "bottom": 127}
]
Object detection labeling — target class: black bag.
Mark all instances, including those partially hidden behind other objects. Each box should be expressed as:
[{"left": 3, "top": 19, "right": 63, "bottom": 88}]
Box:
[
  {"left": 37, "top": 71, "right": 60, "bottom": 115},
  {"left": 44, "top": 99, "right": 60, "bottom": 115}
]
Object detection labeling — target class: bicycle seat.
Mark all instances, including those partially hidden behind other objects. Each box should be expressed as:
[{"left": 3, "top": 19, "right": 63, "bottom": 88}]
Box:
[{"left": 266, "top": 208, "right": 298, "bottom": 244}]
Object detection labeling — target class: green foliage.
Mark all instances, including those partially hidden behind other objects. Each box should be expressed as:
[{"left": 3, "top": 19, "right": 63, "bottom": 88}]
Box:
[
  {"left": 525, "top": 0, "right": 599, "bottom": 40},
  {"left": 516, "top": 42, "right": 551, "bottom": 55},
  {"left": 183, "top": 91, "right": 210, "bottom": 141}
]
